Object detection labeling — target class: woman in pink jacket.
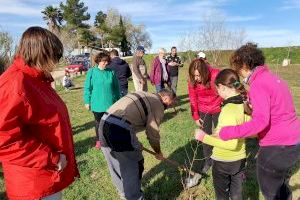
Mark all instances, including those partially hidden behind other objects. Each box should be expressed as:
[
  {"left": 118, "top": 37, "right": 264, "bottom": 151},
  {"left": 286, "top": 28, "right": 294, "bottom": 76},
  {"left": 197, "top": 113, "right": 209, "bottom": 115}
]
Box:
[
  {"left": 188, "top": 58, "right": 222, "bottom": 173},
  {"left": 219, "top": 43, "right": 300, "bottom": 200},
  {"left": 150, "top": 48, "right": 170, "bottom": 92}
]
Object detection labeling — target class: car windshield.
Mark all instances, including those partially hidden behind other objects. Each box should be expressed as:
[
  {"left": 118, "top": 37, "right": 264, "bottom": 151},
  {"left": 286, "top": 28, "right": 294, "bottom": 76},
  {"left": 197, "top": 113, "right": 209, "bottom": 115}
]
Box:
[{"left": 71, "top": 61, "right": 82, "bottom": 65}]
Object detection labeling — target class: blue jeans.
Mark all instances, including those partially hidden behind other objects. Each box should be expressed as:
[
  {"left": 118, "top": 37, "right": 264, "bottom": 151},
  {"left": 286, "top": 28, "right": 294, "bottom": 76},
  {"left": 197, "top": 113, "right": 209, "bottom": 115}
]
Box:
[{"left": 155, "top": 83, "right": 165, "bottom": 93}]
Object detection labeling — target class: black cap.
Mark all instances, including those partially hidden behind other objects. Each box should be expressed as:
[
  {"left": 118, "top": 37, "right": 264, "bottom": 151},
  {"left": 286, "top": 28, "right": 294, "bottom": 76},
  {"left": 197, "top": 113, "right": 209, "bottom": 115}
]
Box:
[{"left": 136, "top": 46, "right": 145, "bottom": 53}]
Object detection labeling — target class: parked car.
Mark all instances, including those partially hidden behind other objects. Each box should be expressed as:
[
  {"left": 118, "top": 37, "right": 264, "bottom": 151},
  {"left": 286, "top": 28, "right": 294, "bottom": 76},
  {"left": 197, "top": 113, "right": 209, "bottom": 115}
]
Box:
[{"left": 65, "top": 60, "right": 89, "bottom": 75}]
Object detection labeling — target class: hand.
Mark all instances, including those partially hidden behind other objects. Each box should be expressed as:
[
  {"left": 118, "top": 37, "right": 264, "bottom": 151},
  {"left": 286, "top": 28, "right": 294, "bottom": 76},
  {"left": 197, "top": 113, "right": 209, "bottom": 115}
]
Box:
[
  {"left": 57, "top": 154, "right": 67, "bottom": 171},
  {"left": 195, "top": 119, "right": 204, "bottom": 128},
  {"left": 85, "top": 104, "right": 90, "bottom": 110},
  {"left": 139, "top": 143, "right": 144, "bottom": 150},
  {"left": 194, "top": 129, "right": 206, "bottom": 141},
  {"left": 139, "top": 79, "right": 145, "bottom": 85},
  {"left": 155, "top": 152, "right": 164, "bottom": 161},
  {"left": 169, "top": 62, "right": 175, "bottom": 66}
]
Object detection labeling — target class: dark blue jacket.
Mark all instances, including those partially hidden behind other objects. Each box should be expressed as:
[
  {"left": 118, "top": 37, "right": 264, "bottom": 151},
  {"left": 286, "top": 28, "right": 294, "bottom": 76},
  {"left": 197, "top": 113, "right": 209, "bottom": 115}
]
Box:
[{"left": 108, "top": 57, "right": 131, "bottom": 89}]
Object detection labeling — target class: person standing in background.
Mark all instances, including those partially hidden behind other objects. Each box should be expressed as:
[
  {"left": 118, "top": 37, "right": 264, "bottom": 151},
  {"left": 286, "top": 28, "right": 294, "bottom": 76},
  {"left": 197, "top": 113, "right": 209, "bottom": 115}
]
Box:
[
  {"left": 131, "top": 46, "right": 148, "bottom": 92},
  {"left": 150, "top": 48, "right": 170, "bottom": 92},
  {"left": 166, "top": 46, "right": 182, "bottom": 95},
  {"left": 83, "top": 52, "right": 120, "bottom": 149},
  {"left": 108, "top": 49, "right": 131, "bottom": 97}
]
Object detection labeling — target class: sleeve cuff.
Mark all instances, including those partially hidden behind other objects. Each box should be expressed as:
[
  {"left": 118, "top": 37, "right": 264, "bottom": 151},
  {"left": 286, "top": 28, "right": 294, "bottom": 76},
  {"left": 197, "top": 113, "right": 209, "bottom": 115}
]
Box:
[
  {"left": 192, "top": 114, "right": 200, "bottom": 121},
  {"left": 49, "top": 152, "right": 60, "bottom": 167},
  {"left": 219, "top": 128, "right": 230, "bottom": 141}
]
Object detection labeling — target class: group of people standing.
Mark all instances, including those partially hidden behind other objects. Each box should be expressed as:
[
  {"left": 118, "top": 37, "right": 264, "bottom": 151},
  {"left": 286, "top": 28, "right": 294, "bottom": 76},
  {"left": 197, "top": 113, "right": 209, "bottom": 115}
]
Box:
[
  {"left": 191, "top": 43, "right": 300, "bottom": 200},
  {"left": 0, "top": 26, "right": 299, "bottom": 200},
  {"left": 149, "top": 47, "right": 183, "bottom": 94},
  {"left": 130, "top": 45, "right": 183, "bottom": 95}
]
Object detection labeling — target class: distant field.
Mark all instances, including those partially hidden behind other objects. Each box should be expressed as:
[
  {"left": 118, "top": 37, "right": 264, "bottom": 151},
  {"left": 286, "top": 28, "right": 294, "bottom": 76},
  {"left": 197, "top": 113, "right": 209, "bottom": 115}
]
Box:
[{"left": 0, "top": 55, "right": 299, "bottom": 200}]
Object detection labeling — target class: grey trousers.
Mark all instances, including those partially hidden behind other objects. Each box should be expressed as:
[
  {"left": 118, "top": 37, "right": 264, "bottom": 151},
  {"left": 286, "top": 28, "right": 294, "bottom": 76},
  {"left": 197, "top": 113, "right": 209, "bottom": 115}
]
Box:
[
  {"left": 170, "top": 76, "right": 178, "bottom": 94},
  {"left": 101, "top": 147, "right": 145, "bottom": 200},
  {"left": 41, "top": 192, "right": 62, "bottom": 200}
]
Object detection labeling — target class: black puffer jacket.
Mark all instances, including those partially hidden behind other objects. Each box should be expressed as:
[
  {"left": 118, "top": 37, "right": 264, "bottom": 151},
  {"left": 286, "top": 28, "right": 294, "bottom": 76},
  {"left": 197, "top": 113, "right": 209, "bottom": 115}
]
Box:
[{"left": 108, "top": 57, "right": 131, "bottom": 89}]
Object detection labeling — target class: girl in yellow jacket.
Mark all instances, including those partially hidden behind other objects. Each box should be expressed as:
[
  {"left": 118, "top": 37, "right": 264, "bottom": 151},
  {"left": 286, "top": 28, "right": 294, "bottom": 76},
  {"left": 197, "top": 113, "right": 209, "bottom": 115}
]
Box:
[{"left": 195, "top": 68, "right": 252, "bottom": 200}]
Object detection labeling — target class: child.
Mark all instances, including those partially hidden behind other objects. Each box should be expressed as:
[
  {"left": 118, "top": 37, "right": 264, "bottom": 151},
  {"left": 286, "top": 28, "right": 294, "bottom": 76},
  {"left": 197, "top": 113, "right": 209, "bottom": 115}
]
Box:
[
  {"left": 194, "top": 69, "right": 251, "bottom": 200},
  {"left": 62, "top": 72, "right": 74, "bottom": 90}
]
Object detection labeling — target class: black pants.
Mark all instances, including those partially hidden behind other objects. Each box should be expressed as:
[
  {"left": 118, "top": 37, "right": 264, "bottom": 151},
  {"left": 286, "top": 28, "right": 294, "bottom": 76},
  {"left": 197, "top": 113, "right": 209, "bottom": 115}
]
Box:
[
  {"left": 93, "top": 112, "right": 105, "bottom": 141},
  {"left": 199, "top": 112, "right": 220, "bottom": 170},
  {"left": 257, "top": 145, "right": 300, "bottom": 200},
  {"left": 212, "top": 159, "right": 246, "bottom": 200}
]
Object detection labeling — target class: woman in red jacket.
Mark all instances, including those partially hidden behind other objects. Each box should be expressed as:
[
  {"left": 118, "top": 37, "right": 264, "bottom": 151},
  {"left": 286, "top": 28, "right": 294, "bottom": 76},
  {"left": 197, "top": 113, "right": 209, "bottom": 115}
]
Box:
[
  {"left": 188, "top": 58, "right": 222, "bottom": 173},
  {"left": 0, "top": 27, "right": 79, "bottom": 200}
]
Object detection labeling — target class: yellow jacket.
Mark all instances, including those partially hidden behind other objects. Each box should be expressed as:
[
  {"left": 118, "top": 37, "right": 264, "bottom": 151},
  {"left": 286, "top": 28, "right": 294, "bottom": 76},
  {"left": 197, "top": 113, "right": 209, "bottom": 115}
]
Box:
[{"left": 203, "top": 102, "right": 251, "bottom": 162}]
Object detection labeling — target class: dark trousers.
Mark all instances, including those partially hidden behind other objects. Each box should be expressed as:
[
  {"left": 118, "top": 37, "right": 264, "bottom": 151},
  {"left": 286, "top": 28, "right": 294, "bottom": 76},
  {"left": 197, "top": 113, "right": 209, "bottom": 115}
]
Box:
[
  {"left": 120, "top": 86, "right": 128, "bottom": 97},
  {"left": 257, "top": 145, "right": 300, "bottom": 200},
  {"left": 93, "top": 112, "right": 105, "bottom": 141},
  {"left": 212, "top": 159, "right": 246, "bottom": 200},
  {"left": 199, "top": 112, "right": 220, "bottom": 170}
]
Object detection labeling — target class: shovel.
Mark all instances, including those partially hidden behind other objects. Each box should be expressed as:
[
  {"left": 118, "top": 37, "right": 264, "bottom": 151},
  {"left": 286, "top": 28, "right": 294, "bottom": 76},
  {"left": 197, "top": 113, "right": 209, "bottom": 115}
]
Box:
[{"left": 143, "top": 147, "right": 202, "bottom": 188}]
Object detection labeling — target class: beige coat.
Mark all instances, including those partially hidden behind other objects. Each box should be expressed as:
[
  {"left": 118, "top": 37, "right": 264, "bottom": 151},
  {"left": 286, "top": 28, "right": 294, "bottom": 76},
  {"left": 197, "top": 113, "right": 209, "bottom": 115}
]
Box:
[{"left": 108, "top": 91, "right": 164, "bottom": 152}]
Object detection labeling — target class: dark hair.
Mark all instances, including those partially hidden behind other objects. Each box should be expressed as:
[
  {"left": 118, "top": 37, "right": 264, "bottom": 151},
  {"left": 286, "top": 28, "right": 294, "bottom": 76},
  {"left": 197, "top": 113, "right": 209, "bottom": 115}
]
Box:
[
  {"left": 158, "top": 88, "right": 176, "bottom": 99},
  {"left": 16, "top": 26, "right": 63, "bottom": 74},
  {"left": 230, "top": 42, "right": 265, "bottom": 71},
  {"left": 94, "top": 52, "right": 110, "bottom": 64},
  {"left": 171, "top": 46, "right": 177, "bottom": 50},
  {"left": 215, "top": 68, "right": 252, "bottom": 114},
  {"left": 188, "top": 58, "right": 210, "bottom": 87},
  {"left": 110, "top": 49, "right": 119, "bottom": 57}
]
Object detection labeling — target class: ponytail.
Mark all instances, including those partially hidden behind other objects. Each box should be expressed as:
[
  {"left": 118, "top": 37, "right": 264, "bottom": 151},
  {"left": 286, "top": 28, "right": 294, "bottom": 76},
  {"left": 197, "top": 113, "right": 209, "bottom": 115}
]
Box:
[{"left": 215, "top": 69, "right": 252, "bottom": 115}]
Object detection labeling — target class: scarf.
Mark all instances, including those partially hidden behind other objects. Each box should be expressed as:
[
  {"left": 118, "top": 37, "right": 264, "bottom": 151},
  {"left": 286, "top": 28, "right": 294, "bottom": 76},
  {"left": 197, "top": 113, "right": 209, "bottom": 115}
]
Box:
[{"left": 159, "top": 57, "right": 168, "bottom": 81}]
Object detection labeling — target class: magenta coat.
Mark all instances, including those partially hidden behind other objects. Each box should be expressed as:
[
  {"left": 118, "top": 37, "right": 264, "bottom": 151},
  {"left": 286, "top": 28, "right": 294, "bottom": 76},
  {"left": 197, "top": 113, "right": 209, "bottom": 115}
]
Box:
[{"left": 150, "top": 56, "right": 169, "bottom": 85}]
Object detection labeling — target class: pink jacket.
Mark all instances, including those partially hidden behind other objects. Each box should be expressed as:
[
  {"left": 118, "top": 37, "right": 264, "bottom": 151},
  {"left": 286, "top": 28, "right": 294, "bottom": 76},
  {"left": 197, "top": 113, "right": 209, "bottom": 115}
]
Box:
[
  {"left": 150, "top": 56, "right": 169, "bottom": 85},
  {"left": 219, "top": 66, "right": 300, "bottom": 146},
  {"left": 188, "top": 66, "right": 222, "bottom": 120}
]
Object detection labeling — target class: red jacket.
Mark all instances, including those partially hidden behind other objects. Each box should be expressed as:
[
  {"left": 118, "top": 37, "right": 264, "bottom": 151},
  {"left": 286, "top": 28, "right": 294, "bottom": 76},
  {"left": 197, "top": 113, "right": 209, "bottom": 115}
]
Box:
[
  {"left": 0, "top": 58, "right": 79, "bottom": 200},
  {"left": 188, "top": 66, "right": 222, "bottom": 120}
]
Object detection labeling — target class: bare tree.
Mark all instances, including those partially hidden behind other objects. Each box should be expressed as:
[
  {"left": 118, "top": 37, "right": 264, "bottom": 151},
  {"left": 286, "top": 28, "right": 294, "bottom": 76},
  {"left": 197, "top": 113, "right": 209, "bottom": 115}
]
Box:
[
  {"left": 179, "top": 31, "right": 197, "bottom": 63},
  {"left": 179, "top": 12, "right": 246, "bottom": 66},
  {"left": 0, "top": 30, "right": 13, "bottom": 74},
  {"left": 58, "top": 28, "right": 78, "bottom": 57},
  {"left": 129, "top": 24, "right": 152, "bottom": 50}
]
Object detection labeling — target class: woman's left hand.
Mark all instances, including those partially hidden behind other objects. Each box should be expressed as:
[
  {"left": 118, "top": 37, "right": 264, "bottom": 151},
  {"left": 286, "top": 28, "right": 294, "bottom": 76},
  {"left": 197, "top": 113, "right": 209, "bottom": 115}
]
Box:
[{"left": 57, "top": 154, "right": 68, "bottom": 171}]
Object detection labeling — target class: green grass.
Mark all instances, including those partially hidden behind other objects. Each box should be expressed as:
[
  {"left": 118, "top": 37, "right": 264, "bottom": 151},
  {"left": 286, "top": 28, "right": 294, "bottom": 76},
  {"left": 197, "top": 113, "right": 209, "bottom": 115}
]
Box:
[{"left": 0, "top": 55, "right": 300, "bottom": 200}]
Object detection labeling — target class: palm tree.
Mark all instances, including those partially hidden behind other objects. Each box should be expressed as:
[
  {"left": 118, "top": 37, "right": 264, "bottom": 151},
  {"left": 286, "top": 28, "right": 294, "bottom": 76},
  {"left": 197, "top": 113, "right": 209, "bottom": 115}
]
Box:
[{"left": 41, "top": 6, "right": 63, "bottom": 34}]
